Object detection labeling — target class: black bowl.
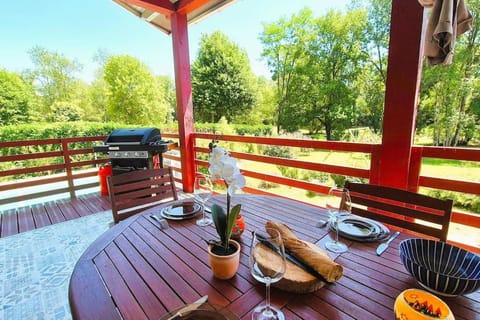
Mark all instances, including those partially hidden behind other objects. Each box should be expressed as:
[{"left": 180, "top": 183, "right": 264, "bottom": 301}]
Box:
[{"left": 399, "top": 238, "right": 480, "bottom": 296}]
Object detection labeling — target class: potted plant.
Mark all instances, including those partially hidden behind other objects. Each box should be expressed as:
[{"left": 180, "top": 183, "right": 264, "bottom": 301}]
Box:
[{"left": 207, "top": 140, "right": 246, "bottom": 279}]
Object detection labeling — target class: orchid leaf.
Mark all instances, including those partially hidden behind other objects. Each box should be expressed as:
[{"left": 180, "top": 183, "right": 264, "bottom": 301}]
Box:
[
  {"left": 211, "top": 204, "right": 227, "bottom": 244},
  {"left": 225, "top": 204, "right": 241, "bottom": 241}
]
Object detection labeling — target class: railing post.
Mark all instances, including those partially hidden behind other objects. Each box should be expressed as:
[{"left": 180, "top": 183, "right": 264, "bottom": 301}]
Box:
[
  {"left": 408, "top": 146, "right": 423, "bottom": 192},
  {"left": 61, "top": 139, "right": 76, "bottom": 199},
  {"left": 369, "top": 145, "right": 382, "bottom": 185}
]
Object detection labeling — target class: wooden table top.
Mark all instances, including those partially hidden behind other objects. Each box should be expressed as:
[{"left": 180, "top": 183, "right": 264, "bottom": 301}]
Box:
[{"left": 69, "top": 195, "right": 480, "bottom": 320}]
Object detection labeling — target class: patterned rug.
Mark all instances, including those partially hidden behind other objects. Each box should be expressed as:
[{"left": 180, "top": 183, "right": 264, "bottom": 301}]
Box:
[{"left": 0, "top": 211, "right": 113, "bottom": 320}]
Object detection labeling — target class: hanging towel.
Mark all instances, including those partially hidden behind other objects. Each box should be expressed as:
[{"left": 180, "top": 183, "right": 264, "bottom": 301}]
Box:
[
  {"left": 418, "top": 0, "right": 436, "bottom": 8},
  {"left": 424, "top": 0, "right": 473, "bottom": 65}
]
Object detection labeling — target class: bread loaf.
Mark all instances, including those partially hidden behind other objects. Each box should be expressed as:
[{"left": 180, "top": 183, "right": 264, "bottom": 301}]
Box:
[{"left": 266, "top": 221, "right": 343, "bottom": 283}]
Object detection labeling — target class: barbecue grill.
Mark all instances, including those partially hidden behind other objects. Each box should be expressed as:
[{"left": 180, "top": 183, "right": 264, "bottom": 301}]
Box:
[{"left": 93, "top": 128, "right": 173, "bottom": 175}]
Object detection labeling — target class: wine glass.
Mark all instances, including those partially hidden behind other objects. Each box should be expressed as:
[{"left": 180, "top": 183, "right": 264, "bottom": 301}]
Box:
[
  {"left": 249, "top": 228, "right": 286, "bottom": 320},
  {"left": 324, "top": 187, "right": 351, "bottom": 253},
  {"left": 193, "top": 173, "right": 213, "bottom": 226}
]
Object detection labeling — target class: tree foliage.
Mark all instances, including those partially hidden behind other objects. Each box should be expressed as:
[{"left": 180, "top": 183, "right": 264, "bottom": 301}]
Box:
[
  {"left": 261, "top": 8, "right": 368, "bottom": 139},
  {"left": 103, "top": 55, "right": 172, "bottom": 125},
  {"left": 0, "top": 69, "right": 33, "bottom": 125},
  {"left": 192, "top": 31, "right": 256, "bottom": 123},
  {"left": 25, "top": 46, "right": 84, "bottom": 121}
]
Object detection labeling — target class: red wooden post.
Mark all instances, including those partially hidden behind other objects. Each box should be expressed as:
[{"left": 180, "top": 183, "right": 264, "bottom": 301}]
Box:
[
  {"left": 171, "top": 12, "right": 195, "bottom": 193},
  {"left": 408, "top": 146, "right": 423, "bottom": 192},
  {"left": 379, "top": 0, "right": 426, "bottom": 189}
]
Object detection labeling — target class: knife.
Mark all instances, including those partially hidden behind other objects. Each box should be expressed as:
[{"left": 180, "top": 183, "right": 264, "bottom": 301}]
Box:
[
  {"left": 166, "top": 295, "right": 208, "bottom": 320},
  {"left": 376, "top": 231, "right": 400, "bottom": 256}
]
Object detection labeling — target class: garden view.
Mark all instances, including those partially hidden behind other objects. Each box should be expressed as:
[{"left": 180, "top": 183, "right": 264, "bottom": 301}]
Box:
[{"left": 0, "top": 0, "right": 479, "bottom": 216}]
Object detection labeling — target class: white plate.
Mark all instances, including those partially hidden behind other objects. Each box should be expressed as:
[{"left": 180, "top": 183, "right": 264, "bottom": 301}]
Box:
[{"left": 337, "top": 218, "right": 375, "bottom": 238}]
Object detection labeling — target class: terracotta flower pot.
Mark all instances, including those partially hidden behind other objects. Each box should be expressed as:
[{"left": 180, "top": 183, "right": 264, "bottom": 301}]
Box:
[{"left": 208, "top": 239, "right": 241, "bottom": 280}]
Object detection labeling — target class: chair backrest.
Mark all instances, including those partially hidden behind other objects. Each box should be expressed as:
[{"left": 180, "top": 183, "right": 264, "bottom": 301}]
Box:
[
  {"left": 107, "top": 167, "right": 177, "bottom": 223},
  {"left": 344, "top": 181, "right": 453, "bottom": 241}
]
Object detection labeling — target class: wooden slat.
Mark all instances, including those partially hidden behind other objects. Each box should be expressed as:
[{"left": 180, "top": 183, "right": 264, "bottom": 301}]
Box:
[
  {"left": 17, "top": 206, "right": 35, "bottom": 233},
  {"left": 0, "top": 192, "right": 110, "bottom": 238},
  {"left": 104, "top": 241, "right": 164, "bottom": 319},
  {"left": 0, "top": 209, "right": 18, "bottom": 237},
  {"left": 69, "top": 260, "right": 120, "bottom": 320},
  {"left": 44, "top": 201, "right": 67, "bottom": 224},
  {"left": 31, "top": 203, "right": 51, "bottom": 228}
]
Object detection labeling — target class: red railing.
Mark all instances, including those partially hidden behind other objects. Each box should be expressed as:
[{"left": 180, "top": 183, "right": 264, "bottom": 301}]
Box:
[
  {"left": 1, "top": 133, "right": 479, "bottom": 251},
  {"left": 0, "top": 136, "right": 108, "bottom": 206},
  {"left": 164, "top": 132, "right": 480, "bottom": 252}
]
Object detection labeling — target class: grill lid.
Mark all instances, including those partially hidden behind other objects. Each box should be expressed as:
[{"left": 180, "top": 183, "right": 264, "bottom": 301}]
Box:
[{"left": 105, "top": 128, "right": 161, "bottom": 145}]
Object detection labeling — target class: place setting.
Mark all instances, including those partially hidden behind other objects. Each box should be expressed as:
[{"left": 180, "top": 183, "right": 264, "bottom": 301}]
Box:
[
  {"left": 159, "top": 201, "right": 202, "bottom": 221},
  {"left": 160, "top": 295, "right": 240, "bottom": 320},
  {"left": 320, "top": 187, "right": 394, "bottom": 255}
]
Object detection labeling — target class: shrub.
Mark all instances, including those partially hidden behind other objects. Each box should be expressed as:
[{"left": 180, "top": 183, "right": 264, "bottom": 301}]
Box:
[
  {"left": 262, "top": 145, "right": 294, "bottom": 159},
  {"left": 426, "top": 189, "right": 480, "bottom": 214},
  {"left": 277, "top": 166, "right": 299, "bottom": 179}
]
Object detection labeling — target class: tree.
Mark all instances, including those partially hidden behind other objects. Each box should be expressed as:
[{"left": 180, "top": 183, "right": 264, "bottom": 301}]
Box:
[
  {"left": 260, "top": 9, "right": 313, "bottom": 133},
  {"left": 350, "top": 0, "right": 391, "bottom": 134},
  {"left": 0, "top": 69, "right": 33, "bottom": 125},
  {"left": 25, "top": 46, "right": 83, "bottom": 121},
  {"left": 261, "top": 9, "right": 367, "bottom": 138},
  {"left": 192, "top": 31, "right": 256, "bottom": 123},
  {"left": 232, "top": 76, "right": 276, "bottom": 125},
  {"left": 306, "top": 10, "right": 367, "bottom": 140},
  {"left": 103, "top": 55, "right": 171, "bottom": 125}
]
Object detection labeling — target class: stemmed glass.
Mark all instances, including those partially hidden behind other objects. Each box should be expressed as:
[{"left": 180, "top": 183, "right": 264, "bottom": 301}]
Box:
[
  {"left": 249, "top": 228, "right": 286, "bottom": 320},
  {"left": 193, "top": 173, "right": 213, "bottom": 226},
  {"left": 324, "top": 187, "right": 351, "bottom": 253}
]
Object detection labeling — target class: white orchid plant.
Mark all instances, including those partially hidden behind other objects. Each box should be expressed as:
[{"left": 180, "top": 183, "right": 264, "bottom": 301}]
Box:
[{"left": 208, "top": 141, "right": 246, "bottom": 254}]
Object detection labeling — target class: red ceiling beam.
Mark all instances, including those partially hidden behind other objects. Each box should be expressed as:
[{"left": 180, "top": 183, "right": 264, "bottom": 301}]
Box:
[
  {"left": 120, "top": 0, "right": 175, "bottom": 15},
  {"left": 176, "top": 0, "right": 212, "bottom": 14}
]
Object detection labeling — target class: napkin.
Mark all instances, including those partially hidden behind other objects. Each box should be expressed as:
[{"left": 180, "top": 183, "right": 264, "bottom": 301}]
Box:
[
  {"left": 424, "top": 0, "right": 473, "bottom": 65},
  {"left": 266, "top": 221, "right": 343, "bottom": 283}
]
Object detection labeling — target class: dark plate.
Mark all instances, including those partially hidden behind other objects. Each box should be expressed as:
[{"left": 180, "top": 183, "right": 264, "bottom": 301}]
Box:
[
  {"left": 331, "top": 215, "right": 390, "bottom": 242},
  {"left": 160, "top": 202, "right": 201, "bottom": 220},
  {"left": 160, "top": 304, "right": 239, "bottom": 320}
]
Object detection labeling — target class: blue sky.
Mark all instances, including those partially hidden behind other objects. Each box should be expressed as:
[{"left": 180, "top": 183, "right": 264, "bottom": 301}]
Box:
[{"left": 0, "top": 0, "right": 347, "bottom": 83}]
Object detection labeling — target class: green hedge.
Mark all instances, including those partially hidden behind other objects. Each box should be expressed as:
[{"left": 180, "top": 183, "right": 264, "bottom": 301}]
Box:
[
  {"left": 193, "top": 123, "right": 272, "bottom": 136},
  {"left": 0, "top": 122, "right": 131, "bottom": 143}
]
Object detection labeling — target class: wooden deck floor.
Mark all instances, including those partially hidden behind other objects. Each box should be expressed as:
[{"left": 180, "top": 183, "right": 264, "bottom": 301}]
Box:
[{"left": 0, "top": 193, "right": 111, "bottom": 238}]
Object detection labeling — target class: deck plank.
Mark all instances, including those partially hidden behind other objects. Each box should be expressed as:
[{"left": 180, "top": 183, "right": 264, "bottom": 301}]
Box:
[
  {"left": 56, "top": 199, "right": 81, "bottom": 220},
  {"left": 0, "top": 193, "right": 111, "bottom": 238},
  {"left": 31, "top": 203, "right": 51, "bottom": 228},
  {"left": 1, "top": 209, "right": 18, "bottom": 237},
  {"left": 17, "top": 206, "right": 35, "bottom": 233},
  {"left": 45, "top": 201, "right": 67, "bottom": 224}
]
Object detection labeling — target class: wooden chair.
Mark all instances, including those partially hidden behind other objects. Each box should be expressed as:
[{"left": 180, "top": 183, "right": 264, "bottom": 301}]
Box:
[
  {"left": 107, "top": 167, "right": 177, "bottom": 223},
  {"left": 344, "top": 181, "right": 453, "bottom": 241}
]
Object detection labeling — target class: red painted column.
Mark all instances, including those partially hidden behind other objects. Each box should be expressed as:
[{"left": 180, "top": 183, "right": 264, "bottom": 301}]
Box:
[
  {"left": 171, "top": 12, "right": 195, "bottom": 192},
  {"left": 378, "top": 0, "right": 426, "bottom": 189}
]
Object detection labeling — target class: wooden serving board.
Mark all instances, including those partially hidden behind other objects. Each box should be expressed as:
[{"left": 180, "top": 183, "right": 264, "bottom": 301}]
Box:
[{"left": 254, "top": 243, "right": 326, "bottom": 294}]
